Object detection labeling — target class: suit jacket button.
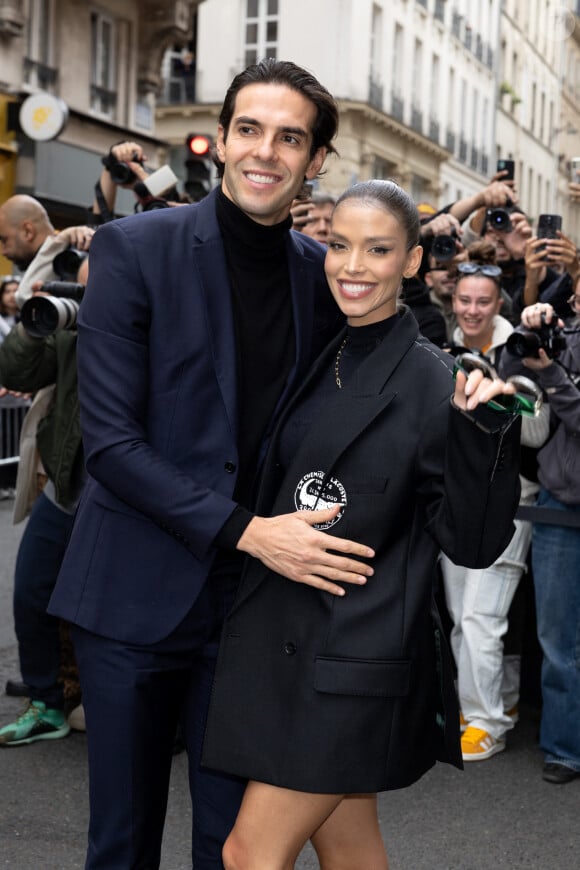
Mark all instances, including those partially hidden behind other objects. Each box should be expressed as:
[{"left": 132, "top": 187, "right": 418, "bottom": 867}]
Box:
[
  {"left": 224, "top": 461, "right": 236, "bottom": 473},
  {"left": 284, "top": 641, "right": 297, "bottom": 656}
]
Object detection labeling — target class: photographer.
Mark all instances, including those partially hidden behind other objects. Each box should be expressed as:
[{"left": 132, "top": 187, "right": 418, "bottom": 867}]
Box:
[
  {"left": 0, "top": 258, "right": 88, "bottom": 746},
  {"left": 522, "top": 229, "right": 580, "bottom": 317},
  {"left": 0, "top": 195, "right": 93, "bottom": 310},
  {"left": 500, "top": 298, "right": 580, "bottom": 784},
  {"left": 397, "top": 211, "right": 460, "bottom": 347},
  {"left": 90, "top": 140, "right": 149, "bottom": 224},
  {"left": 91, "top": 140, "right": 185, "bottom": 224}
]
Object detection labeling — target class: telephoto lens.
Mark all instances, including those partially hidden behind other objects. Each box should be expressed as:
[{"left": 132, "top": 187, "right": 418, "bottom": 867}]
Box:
[
  {"left": 19, "top": 282, "right": 85, "bottom": 338},
  {"left": 20, "top": 296, "right": 80, "bottom": 337}
]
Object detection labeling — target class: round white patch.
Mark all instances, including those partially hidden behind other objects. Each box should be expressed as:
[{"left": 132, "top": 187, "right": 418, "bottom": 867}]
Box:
[{"left": 294, "top": 471, "right": 347, "bottom": 529}]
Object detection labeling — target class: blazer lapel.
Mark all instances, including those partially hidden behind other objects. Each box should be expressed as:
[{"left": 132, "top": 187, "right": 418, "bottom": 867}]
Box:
[
  {"left": 231, "top": 310, "right": 421, "bottom": 613},
  {"left": 192, "top": 193, "right": 239, "bottom": 441}
]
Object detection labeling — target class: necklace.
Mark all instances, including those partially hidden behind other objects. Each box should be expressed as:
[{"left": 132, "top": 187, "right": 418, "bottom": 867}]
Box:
[{"left": 334, "top": 336, "right": 348, "bottom": 389}]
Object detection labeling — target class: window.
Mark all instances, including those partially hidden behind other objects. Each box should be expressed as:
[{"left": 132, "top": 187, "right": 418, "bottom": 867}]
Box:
[
  {"left": 244, "top": 0, "right": 278, "bottom": 67},
  {"left": 24, "top": 0, "right": 57, "bottom": 91},
  {"left": 430, "top": 54, "right": 440, "bottom": 114},
  {"left": 413, "top": 39, "right": 423, "bottom": 103},
  {"left": 392, "top": 23, "right": 404, "bottom": 99},
  {"left": 370, "top": 4, "right": 383, "bottom": 84},
  {"left": 471, "top": 88, "right": 479, "bottom": 169},
  {"left": 90, "top": 10, "right": 117, "bottom": 119}
]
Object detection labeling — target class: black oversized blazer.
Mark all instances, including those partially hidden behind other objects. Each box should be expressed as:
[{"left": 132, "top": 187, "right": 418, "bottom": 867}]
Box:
[{"left": 203, "top": 309, "right": 521, "bottom": 793}]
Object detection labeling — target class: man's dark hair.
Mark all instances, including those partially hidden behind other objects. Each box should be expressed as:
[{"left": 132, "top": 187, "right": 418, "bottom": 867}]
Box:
[{"left": 215, "top": 59, "right": 339, "bottom": 177}]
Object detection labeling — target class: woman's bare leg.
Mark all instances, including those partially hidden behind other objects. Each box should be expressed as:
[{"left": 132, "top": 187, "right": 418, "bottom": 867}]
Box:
[
  {"left": 311, "top": 794, "right": 389, "bottom": 870},
  {"left": 222, "top": 780, "right": 344, "bottom": 870}
]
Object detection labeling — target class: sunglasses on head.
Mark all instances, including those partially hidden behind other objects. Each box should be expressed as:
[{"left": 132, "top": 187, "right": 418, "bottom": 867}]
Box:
[{"left": 456, "top": 262, "right": 502, "bottom": 278}]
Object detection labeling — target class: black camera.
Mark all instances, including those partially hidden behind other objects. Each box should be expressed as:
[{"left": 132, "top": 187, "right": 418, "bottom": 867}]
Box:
[
  {"left": 431, "top": 230, "right": 458, "bottom": 263},
  {"left": 486, "top": 206, "right": 513, "bottom": 233},
  {"left": 52, "top": 247, "right": 88, "bottom": 281},
  {"left": 506, "top": 317, "right": 567, "bottom": 360},
  {"left": 102, "top": 150, "right": 143, "bottom": 185},
  {"left": 20, "top": 281, "right": 85, "bottom": 338},
  {"left": 132, "top": 181, "right": 172, "bottom": 212}
]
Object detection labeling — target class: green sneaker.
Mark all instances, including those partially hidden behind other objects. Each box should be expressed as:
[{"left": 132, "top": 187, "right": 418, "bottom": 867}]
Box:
[{"left": 0, "top": 701, "right": 70, "bottom": 746}]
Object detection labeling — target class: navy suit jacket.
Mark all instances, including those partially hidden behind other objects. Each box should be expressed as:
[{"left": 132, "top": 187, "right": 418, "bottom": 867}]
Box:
[{"left": 49, "top": 190, "right": 341, "bottom": 643}]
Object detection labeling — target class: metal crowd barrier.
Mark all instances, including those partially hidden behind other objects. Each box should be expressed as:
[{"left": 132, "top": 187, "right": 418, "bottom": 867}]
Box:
[{"left": 0, "top": 395, "right": 30, "bottom": 489}]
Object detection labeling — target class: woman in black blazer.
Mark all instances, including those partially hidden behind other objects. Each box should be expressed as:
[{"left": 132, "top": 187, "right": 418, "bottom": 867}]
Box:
[{"left": 203, "top": 181, "right": 522, "bottom": 869}]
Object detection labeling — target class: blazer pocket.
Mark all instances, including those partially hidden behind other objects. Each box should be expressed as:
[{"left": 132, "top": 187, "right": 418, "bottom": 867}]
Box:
[
  {"left": 314, "top": 656, "right": 411, "bottom": 698},
  {"left": 336, "top": 473, "right": 388, "bottom": 495}
]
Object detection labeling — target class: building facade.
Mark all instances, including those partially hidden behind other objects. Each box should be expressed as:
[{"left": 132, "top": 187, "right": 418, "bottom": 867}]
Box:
[
  {"left": 158, "top": 0, "right": 501, "bottom": 207},
  {"left": 156, "top": 0, "right": 580, "bottom": 240},
  {"left": 0, "top": 0, "right": 201, "bottom": 247}
]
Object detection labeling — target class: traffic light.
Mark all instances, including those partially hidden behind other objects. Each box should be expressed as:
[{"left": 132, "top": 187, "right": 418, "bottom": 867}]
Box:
[{"left": 185, "top": 133, "right": 213, "bottom": 201}]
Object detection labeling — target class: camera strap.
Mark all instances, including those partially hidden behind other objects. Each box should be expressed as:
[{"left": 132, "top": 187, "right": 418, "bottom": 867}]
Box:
[{"left": 94, "top": 181, "right": 115, "bottom": 224}]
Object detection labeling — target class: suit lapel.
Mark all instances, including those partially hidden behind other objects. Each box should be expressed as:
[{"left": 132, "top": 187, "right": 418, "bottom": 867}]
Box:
[
  {"left": 273, "top": 231, "right": 319, "bottom": 410},
  {"left": 192, "top": 193, "right": 239, "bottom": 441}
]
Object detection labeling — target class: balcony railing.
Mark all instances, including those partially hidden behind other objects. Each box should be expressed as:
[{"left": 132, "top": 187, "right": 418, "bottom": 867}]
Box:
[
  {"left": 368, "top": 77, "right": 384, "bottom": 111},
  {"left": 481, "top": 152, "right": 489, "bottom": 176},
  {"left": 391, "top": 93, "right": 404, "bottom": 122},
  {"left": 90, "top": 84, "right": 117, "bottom": 117},
  {"left": 459, "top": 137, "right": 468, "bottom": 163},
  {"left": 24, "top": 57, "right": 58, "bottom": 90},
  {"left": 411, "top": 106, "right": 423, "bottom": 133},
  {"left": 446, "top": 128, "right": 456, "bottom": 153},
  {"left": 470, "top": 147, "right": 480, "bottom": 171},
  {"left": 475, "top": 34, "right": 483, "bottom": 61},
  {"left": 429, "top": 117, "right": 440, "bottom": 143}
]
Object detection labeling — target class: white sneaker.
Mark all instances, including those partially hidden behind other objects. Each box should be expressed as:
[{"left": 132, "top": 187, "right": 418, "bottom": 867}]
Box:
[{"left": 67, "top": 704, "right": 86, "bottom": 732}]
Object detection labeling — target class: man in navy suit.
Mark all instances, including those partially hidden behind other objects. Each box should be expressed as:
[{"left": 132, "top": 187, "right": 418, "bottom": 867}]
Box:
[{"left": 49, "top": 60, "right": 374, "bottom": 869}]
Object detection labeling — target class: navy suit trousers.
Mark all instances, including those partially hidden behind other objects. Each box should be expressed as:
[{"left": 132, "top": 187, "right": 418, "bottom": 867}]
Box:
[{"left": 71, "top": 574, "right": 245, "bottom": 870}]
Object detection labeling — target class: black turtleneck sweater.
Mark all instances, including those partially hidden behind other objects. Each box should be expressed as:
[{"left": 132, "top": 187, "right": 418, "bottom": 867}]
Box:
[{"left": 213, "top": 189, "right": 295, "bottom": 550}]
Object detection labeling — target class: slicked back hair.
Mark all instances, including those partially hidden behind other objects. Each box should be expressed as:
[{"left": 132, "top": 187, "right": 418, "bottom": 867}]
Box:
[{"left": 215, "top": 59, "right": 339, "bottom": 177}]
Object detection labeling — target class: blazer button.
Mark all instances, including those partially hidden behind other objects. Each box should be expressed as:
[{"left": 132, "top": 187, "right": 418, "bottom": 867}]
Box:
[
  {"left": 284, "top": 641, "right": 297, "bottom": 656},
  {"left": 224, "top": 461, "right": 237, "bottom": 473}
]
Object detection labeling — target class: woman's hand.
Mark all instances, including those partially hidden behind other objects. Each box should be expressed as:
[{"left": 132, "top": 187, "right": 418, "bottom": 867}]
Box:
[{"left": 453, "top": 366, "right": 516, "bottom": 412}]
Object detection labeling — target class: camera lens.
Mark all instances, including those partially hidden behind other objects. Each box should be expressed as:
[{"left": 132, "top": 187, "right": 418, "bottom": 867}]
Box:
[
  {"left": 109, "top": 162, "right": 136, "bottom": 185},
  {"left": 431, "top": 234, "right": 457, "bottom": 262},
  {"left": 487, "top": 208, "right": 513, "bottom": 233},
  {"left": 506, "top": 330, "right": 542, "bottom": 358},
  {"left": 20, "top": 297, "right": 79, "bottom": 338},
  {"left": 52, "top": 248, "right": 86, "bottom": 281}
]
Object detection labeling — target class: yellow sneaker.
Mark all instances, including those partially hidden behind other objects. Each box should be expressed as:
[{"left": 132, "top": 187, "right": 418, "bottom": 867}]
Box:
[{"left": 461, "top": 726, "right": 505, "bottom": 761}]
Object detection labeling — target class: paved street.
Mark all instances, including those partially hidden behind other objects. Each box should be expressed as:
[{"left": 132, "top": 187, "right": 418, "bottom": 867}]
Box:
[{"left": 0, "top": 497, "right": 578, "bottom": 869}]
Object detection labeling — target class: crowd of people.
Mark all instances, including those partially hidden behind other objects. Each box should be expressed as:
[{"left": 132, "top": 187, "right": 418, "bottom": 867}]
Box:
[{"left": 0, "top": 57, "right": 578, "bottom": 870}]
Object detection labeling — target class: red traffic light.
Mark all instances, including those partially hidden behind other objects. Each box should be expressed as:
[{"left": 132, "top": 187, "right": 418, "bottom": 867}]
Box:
[{"left": 186, "top": 134, "right": 212, "bottom": 156}]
